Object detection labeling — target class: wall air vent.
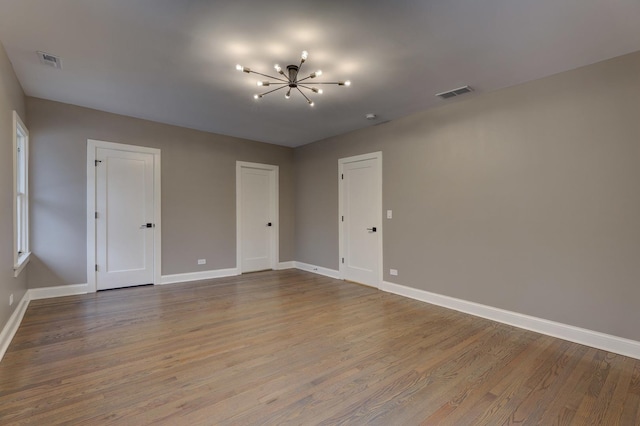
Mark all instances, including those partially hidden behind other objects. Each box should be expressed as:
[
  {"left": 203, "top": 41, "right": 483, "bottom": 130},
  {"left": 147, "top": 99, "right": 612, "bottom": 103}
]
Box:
[
  {"left": 435, "top": 85, "right": 473, "bottom": 100},
  {"left": 37, "top": 51, "right": 62, "bottom": 69}
]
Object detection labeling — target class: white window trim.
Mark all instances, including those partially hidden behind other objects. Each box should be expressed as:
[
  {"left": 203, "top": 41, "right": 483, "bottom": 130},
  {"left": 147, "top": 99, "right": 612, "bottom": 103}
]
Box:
[{"left": 13, "top": 111, "right": 30, "bottom": 278}]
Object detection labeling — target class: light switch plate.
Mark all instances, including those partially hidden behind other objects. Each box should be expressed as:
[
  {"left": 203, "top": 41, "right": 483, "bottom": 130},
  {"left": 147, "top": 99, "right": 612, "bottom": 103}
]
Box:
[{"left": 387, "top": 210, "right": 393, "bottom": 219}]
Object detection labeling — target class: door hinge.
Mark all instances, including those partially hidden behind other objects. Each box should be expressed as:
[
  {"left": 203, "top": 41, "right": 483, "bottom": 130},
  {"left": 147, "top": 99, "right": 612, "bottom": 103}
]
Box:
[
  {"left": 95, "top": 212, "right": 98, "bottom": 219},
  {"left": 95, "top": 159, "right": 102, "bottom": 166},
  {"left": 341, "top": 216, "right": 344, "bottom": 222},
  {"left": 342, "top": 258, "right": 344, "bottom": 264},
  {"left": 341, "top": 173, "right": 344, "bottom": 179},
  {"left": 95, "top": 264, "right": 98, "bottom": 272}
]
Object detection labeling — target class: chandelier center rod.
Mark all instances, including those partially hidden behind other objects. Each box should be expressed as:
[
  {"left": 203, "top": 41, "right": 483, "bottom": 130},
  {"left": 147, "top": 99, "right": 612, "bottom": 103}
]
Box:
[{"left": 286, "top": 65, "right": 300, "bottom": 83}]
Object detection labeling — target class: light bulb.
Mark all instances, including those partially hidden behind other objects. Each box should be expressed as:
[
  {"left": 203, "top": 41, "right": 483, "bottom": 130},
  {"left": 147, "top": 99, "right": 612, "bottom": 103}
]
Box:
[
  {"left": 285, "top": 88, "right": 291, "bottom": 99},
  {"left": 254, "top": 94, "right": 261, "bottom": 100},
  {"left": 257, "top": 81, "right": 270, "bottom": 87},
  {"left": 344, "top": 80, "right": 351, "bottom": 86},
  {"left": 311, "top": 88, "right": 323, "bottom": 94},
  {"left": 236, "top": 64, "right": 243, "bottom": 71},
  {"left": 318, "top": 89, "right": 323, "bottom": 94},
  {"left": 308, "top": 100, "right": 315, "bottom": 107},
  {"left": 274, "top": 64, "right": 282, "bottom": 73},
  {"left": 257, "top": 81, "right": 263, "bottom": 86},
  {"left": 301, "top": 50, "right": 308, "bottom": 61},
  {"left": 315, "top": 70, "right": 322, "bottom": 77}
]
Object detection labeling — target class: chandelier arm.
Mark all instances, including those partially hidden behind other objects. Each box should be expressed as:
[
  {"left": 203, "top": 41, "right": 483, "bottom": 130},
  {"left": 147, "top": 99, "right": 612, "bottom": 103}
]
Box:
[
  {"left": 296, "top": 87, "right": 313, "bottom": 104},
  {"left": 296, "top": 75, "right": 314, "bottom": 83},
  {"left": 312, "top": 82, "right": 344, "bottom": 85},
  {"left": 298, "top": 84, "right": 317, "bottom": 91},
  {"left": 258, "top": 85, "right": 289, "bottom": 97},
  {"left": 248, "top": 70, "right": 289, "bottom": 83}
]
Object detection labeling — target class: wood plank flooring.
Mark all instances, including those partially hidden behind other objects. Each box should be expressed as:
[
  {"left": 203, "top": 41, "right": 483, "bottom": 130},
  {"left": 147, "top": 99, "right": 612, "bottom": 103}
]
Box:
[{"left": 1, "top": 270, "right": 639, "bottom": 425}]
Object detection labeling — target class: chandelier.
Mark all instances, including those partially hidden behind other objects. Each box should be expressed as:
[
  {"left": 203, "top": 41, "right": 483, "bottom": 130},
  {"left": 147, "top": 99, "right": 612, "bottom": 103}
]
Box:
[{"left": 236, "top": 50, "right": 350, "bottom": 106}]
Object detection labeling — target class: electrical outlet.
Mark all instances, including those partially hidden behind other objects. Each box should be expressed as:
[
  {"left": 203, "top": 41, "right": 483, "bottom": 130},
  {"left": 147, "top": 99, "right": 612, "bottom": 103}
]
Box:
[
  {"left": 9, "top": 294, "right": 13, "bottom": 306},
  {"left": 387, "top": 210, "right": 393, "bottom": 219},
  {"left": 197, "top": 259, "right": 206, "bottom": 265},
  {"left": 390, "top": 269, "right": 398, "bottom": 276}
]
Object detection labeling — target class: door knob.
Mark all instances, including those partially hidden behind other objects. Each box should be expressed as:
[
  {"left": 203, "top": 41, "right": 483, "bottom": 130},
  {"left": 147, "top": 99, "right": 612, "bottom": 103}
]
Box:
[
  {"left": 140, "top": 223, "right": 155, "bottom": 229},
  {"left": 367, "top": 227, "right": 377, "bottom": 232},
  {"left": 267, "top": 222, "right": 272, "bottom": 227}
]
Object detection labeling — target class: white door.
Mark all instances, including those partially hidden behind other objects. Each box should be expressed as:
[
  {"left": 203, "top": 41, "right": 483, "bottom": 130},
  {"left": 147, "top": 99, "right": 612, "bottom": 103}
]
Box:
[
  {"left": 96, "top": 148, "right": 155, "bottom": 290},
  {"left": 237, "top": 162, "right": 279, "bottom": 273},
  {"left": 340, "top": 153, "right": 382, "bottom": 287}
]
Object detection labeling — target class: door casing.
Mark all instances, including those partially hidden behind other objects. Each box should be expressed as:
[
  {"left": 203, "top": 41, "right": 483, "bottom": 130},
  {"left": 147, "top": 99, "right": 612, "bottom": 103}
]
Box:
[
  {"left": 236, "top": 161, "right": 279, "bottom": 273},
  {"left": 338, "top": 151, "right": 383, "bottom": 288},
  {"left": 87, "top": 139, "right": 161, "bottom": 293}
]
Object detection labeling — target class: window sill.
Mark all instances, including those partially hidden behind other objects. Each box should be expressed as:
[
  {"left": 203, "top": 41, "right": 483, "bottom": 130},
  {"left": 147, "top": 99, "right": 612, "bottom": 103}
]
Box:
[{"left": 13, "top": 252, "right": 31, "bottom": 278}]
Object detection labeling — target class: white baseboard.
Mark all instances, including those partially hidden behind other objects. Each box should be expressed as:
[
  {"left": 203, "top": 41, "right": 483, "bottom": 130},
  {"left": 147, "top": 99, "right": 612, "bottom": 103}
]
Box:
[
  {"left": 11, "top": 270, "right": 636, "bottom": 362},
  {"left": 161, "top": 268, "right": 240, "bottom": 285},
  {"left": 381, "top": 281, "right": 640, "bottom": 360},
  {"left": 277, "top": 261, "right": 296, "bottom": 270},
  {"left": 294, "top": 261, "right": 341, "bottom": 279},
  {"left": 28, "top": 283, "right": 89, "bottom": 300},
  {"left": 0, "top": 291, "right": 30, "bottom": 362}
]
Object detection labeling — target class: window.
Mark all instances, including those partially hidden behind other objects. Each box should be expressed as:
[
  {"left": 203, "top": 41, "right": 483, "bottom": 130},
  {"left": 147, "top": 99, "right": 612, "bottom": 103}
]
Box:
[{"left": 13, "top": 111, "right": 30, "bottom": 277}]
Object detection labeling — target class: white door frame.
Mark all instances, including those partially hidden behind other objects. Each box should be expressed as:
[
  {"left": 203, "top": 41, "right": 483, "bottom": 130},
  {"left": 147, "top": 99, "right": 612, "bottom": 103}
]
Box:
[
  {"left": 87, "top": 139, "right": 162, "bottom": 293},
  {"left": 338, "top": 151, "right": 383, "bottom": 288},
  {"left": 236, "top": 161, "right": 279, "bottom": 272}
]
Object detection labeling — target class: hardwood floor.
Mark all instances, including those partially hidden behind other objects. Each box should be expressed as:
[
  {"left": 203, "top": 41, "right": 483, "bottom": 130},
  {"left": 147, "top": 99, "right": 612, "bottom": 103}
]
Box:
[{"left": 1, "top": 270, "right": 639, "bottom": 425}]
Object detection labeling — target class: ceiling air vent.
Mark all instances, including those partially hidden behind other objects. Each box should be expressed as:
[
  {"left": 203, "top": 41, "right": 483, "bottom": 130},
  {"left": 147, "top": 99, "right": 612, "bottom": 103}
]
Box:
[
  {"left": 435, "top": 85, "right": 473, "bottom": 100},
  {"left": 37, "top": 51, "right": 62, "bottom": 69}
]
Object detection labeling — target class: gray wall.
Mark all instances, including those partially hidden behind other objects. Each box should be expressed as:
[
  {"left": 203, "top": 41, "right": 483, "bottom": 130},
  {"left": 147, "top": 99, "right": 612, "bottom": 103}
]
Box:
[
  {"left": 294, "top": 51, "right": 640, "bottom": 341},
  {"left": 27, "top": 98, "right": 295, "bottom": 288},
  {"left": 9, "top": 45, "right": 640, "bottom": 344},
  {"left": 0, "top": 42, "right": 27, "bottom": 330}
]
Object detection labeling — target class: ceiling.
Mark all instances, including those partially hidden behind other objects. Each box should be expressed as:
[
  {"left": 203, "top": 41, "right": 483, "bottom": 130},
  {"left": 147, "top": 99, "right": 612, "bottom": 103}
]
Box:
[{"left": 1, "top": 0, "right": 639, "bottom": 147}]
